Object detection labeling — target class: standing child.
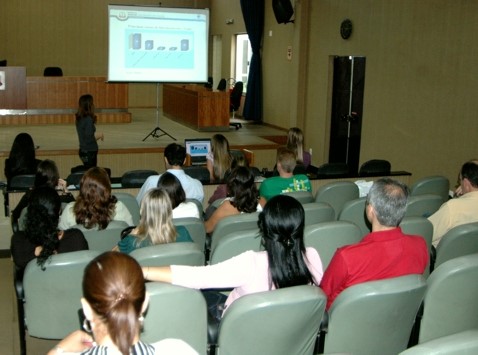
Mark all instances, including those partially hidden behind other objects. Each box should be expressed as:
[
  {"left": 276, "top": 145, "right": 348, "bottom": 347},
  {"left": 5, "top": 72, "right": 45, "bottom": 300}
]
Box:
[{"left": 75, "top": 94, "right": 104, "bottom": 168}]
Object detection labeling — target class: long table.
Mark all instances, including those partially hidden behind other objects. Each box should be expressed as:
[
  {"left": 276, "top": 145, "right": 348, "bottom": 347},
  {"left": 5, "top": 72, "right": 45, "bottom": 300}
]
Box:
[{"left": 163, "top": 84, "right": 230, "bottom": 131}]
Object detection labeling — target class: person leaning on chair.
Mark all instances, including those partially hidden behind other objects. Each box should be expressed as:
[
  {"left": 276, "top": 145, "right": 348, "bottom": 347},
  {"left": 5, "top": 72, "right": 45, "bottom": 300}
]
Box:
[
  {"left": 428, "top": 159, "right": 478, "bottom": 247},
  {"left": 320, "top": 178, "right": 429, "bottom": 310},
  {"left": 136, "top": 143, "right": 204, "bottom": 205}
]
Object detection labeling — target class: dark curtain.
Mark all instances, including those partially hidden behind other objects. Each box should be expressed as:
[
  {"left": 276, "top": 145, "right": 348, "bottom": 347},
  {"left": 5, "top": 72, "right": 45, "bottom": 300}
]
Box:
[{"left": 240, "top": 0, "right": 264, "bottom": 122}]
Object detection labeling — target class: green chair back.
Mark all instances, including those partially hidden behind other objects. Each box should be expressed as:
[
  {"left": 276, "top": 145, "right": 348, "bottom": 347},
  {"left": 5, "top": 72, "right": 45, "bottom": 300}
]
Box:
[
  {"left": 324, "top": 274, "right": 426, "bottom": 355},
  {"left": 419, "top": 253, "right": 478, "bottom": 343},
  {"left": 434, "top": 222, "right": 478, "bottom": 269},
  {"left": 315, "top": 181, "right": 359, "bottom": 218},
  {"left": 130, "top": 242, "right": 205, "bottom": 267},
  {"left": 216, "top": 285, "right": 327, "bottom": 355},
  {"left": 143, "top": 282, "right": 207, "bottom": 354}
]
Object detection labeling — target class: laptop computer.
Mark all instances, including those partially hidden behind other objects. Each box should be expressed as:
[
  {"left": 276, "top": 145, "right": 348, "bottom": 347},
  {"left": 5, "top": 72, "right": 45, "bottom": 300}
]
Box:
[{"left": 184, "top": 138, "right": 211, "bottom": 165}]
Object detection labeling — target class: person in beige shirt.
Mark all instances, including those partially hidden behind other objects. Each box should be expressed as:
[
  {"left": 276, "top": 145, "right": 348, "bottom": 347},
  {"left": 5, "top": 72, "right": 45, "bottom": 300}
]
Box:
[{"left": 428, "top": 160, "right": 478, "bottom": 246}]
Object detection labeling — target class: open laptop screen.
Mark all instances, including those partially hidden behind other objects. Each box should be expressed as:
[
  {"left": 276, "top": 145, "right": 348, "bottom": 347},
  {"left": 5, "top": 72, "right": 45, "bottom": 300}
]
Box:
[{"left": 184, "top": 138, "right": 211, "bottom": 165}]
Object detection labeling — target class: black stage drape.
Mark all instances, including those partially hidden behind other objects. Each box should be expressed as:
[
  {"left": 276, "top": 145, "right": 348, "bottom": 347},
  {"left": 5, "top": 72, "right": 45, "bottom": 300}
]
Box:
[{"left": 240, "top": 0, "right": 264, "bottom": 122}]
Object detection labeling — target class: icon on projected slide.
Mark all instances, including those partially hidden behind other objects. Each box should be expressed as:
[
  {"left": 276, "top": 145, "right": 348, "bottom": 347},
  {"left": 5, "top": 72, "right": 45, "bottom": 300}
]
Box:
[
  {"left": 145, "top": 40, "right": 154, "bottom": 50},
  {"left": 130, "top": 33, "right": 141, "bottom": 50},
  {"left": 181, "top": 39, "right": 189, "bottom": 51}
]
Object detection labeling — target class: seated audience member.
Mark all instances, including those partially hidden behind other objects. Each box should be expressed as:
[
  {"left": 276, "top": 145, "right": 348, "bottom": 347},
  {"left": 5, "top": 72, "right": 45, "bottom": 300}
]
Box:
[
  {"left": 10, "top": 186, "right": 88, "bottom": 271},
  {"left": 206, "top": 134, "right": 232, "bottom": 182},
  {"left": 47, "top": 252, "right": 196, "bottom": 355},
  {"left": 157, "top": 172, "right": 200, "bottom": 219},
  {"left": 428, "top": 160, "right": 478, "bottom": 246},
  {"left": 136, "top": 143, "right": 204, "bottom": 204},
  {"left": 205, "top": 166, "right": 261, "bottom": 234},
  {"left": 11, "top": 159, "right": 75, "bottom": 223},
  {"left": 207, "top": 154, "right": 249, "bottom": 210},
  {"left": 116, "top": 188, "right": 193, "bottom": 254},
  {"left": 286, "top": 127, "right": 311, "bottom": 168},
  {"left": 320, "top": 178, "right": 429, "bottom": 310},
  {"left": 59, "top": 167, "right": 133, "bottom": 230},
  {"left": 259, "top": 148, "right": 312, "bottom": 204},
  {"left": 4, "top": 132, "right": 41, "bottom": 189},
  {"left": 143, "top": 195, "right": 323, "bottom": 325}
]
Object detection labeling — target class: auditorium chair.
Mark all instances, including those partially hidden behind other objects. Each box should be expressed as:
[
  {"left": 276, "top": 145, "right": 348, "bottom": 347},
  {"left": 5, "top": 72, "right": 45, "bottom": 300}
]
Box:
[
  {"left": 405, "top": 194, "right": 444, "bottom": 218},
  {"left": 338, "top": 197, "right": 371, "bottom": 237},
  {"left": 399, "top": 216, "right": 434, "bottom": 277},
  {"left": 142, "top": 282, "right": 208, "bottom": 354},
  {"left": 314, "top": 162, "right": 350, "bottom": 179},
  {"left": 320, "top": 275, "right": 426, "bottom": 355},
  {"left": 215, "top": 285, "right": 327, "bottom": 355},
  {"left": 43, "top": 66, "right": 63, "bottom": 76},
  {"left": 73, "top": 221, "right": 129, "bottom": 252},
  {"left": 20, "top": 250, "right": 101, "bottom": 355},
  {"left": 173, "top": 217, "right": 207, "bottom": 251},
  {"left": 302, "top": 202, "right": 336, "bottom": 226},
  {"left": 416, "top": 254, "right": 478, "bottom": 344},
  {"left": 282, "top": 191, "right": 315, "bottom": 204},
  {"left": 304, "top": 221, "right": 363, "bottom": 269},
  {"left": 209, "top": 228, "right": 262, "bottom": 265},
  {"left": 410, "top": 175, "right": 450, "bottom": 202},
  {"left": 315, "top": 181, "right": 359, "bottom": 218},
  {"left": 434, "top": 222, "right": 478, "bottom": 269},
  {"left": 358, "top": 159, "right": 391, "bottom": 177},
  {"left": 114, "top": 192, "right": 141, "bottom": 225},
  {"left": 400, "top": 329, "right": 478, "bottom": 355},
  {"left": 120, "top": 169, "right": 158, "bottom": 188},
  {"left": 130, "top": 242, "right": 205, "bottom": 267},
  {"left": 229, "top": 81, "right": 243, "bottom": 129}
]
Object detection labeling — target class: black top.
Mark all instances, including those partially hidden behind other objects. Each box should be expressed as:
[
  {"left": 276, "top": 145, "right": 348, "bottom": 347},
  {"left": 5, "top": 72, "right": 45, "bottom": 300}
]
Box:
[
  {"left": 11, "top": 190, "right": 75, "bottom": 222},
  {"left": 10, "top": 228, "right": 89, "bottom": 270},
  {"left": 76, "top": 115, "right": 98, "bottom": 152}
]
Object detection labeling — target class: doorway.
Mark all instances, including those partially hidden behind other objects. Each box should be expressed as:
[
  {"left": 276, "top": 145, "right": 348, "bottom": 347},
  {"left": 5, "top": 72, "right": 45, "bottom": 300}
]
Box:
[{"left": 328, "top": 56, "right": 366, "bottom": 175}]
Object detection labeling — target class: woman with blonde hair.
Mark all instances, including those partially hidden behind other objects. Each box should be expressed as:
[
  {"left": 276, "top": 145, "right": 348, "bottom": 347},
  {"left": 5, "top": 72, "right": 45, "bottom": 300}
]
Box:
[
  {"left": 116, "top": 188, "right": 193, "bottom": 254},
  {"left": 206, "top": 134, "right": 232, "bottom": 182},
  {"left": 59, "top": 167, "right": 133, "bottom": 230},
  {"left": 286, "top": 127, "right": 311, "bottom": 168}
]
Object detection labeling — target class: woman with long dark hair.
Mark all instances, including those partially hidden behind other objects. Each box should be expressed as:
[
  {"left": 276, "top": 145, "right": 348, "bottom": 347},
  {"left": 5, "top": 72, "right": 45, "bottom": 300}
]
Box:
[
  {"left": 10, "top": 186, "right": 88, "bottom": 271},
  {"left": 157, "top": 172, "right": 200, "bottom": 218},
  {"left": 4, "top": 132, "right": 41, "bottom": 189},
  {"left": 205, "top": 166, "right": 261, "bottom": 234},
  {"left": 59, "top": 167, "right": 133, "bottom": 230},
  {"left": 11, "top": 159, "right": 75, "bottom": 223},
  {"left": 143, "top": 194, "right": 323, "bottom": 318},
  {"left": 75, "top": 94, "right": 104, "bottom": 168}
]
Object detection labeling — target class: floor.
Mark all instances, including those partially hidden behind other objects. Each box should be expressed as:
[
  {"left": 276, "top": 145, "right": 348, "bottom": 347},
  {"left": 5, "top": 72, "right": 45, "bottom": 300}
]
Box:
[
  {"left": 0, "top": 110, "right": 287, "bottom": 354},
  {"left": 0, "top": 108, "right": 286, "bottom": 153},
  {"left": 0, "top": 257, "right": 58, "bottom": 355}
]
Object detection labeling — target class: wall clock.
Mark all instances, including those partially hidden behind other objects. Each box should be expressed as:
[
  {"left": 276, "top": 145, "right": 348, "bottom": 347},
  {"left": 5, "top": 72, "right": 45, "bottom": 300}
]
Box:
[{"left": 340, "top": 19, "right": 353, "bottom": 40}]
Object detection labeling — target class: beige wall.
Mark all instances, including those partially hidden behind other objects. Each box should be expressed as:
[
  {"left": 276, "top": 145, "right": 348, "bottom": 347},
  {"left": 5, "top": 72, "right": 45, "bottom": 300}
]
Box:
[
  {"left": 2, "top": 0, "right": 478, "bottom": 185},
  {"left": 212, "top": 0, "right": 478, "bottom": 185}
]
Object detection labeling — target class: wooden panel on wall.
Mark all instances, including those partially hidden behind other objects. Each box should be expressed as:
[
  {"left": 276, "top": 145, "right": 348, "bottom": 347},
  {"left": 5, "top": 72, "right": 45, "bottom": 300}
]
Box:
[
  {"left": 0, "top": 67, "right": 27, "bottom": 109},
  {"left": 26, "top": 77, "right": 128, "bottom": 109}
]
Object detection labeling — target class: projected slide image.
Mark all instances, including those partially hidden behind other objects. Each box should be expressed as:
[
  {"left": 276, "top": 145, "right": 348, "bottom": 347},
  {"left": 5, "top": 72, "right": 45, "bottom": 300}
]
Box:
[{"left": 125, "top": 30, "right": 194, "bottom": 69}]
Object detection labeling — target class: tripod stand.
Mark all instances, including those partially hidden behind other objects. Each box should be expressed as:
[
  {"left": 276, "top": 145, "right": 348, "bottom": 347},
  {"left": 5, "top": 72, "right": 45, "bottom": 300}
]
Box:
[{"left": 143, "top": 83, "right": 176, "bottom": 142}]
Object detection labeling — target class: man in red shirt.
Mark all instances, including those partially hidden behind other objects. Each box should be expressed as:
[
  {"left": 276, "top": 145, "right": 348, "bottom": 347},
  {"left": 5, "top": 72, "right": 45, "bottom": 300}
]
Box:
[{"left": 320, "top": 178, "right": 429, "bottom": 310}]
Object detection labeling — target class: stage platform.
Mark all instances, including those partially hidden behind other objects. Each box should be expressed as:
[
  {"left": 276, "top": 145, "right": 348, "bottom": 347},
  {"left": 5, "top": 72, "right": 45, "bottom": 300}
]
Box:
[{"left": 0, "top": 108, "right": 287, "bottom": 180}]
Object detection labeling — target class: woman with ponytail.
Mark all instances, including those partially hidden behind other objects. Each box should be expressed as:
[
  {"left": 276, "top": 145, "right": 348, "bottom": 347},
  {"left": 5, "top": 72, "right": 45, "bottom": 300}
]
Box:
[
  {"left": 143, "top": 194, "right": 323, "bottom": 323},
  {"left": 48, "top": 252, "right": 195, "bottom": 354}
]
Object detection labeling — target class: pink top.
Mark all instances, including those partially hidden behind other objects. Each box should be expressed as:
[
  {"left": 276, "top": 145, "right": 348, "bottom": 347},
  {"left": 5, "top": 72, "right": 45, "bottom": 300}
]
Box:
[{"left": 171, "top": 247, "right": 323, "bottom": 310}]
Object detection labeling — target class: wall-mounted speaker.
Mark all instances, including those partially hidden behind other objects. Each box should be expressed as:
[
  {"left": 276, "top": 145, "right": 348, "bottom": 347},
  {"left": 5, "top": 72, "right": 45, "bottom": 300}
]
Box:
[{"left": 272, "top": 0, "right": 294, "bottom": 24}]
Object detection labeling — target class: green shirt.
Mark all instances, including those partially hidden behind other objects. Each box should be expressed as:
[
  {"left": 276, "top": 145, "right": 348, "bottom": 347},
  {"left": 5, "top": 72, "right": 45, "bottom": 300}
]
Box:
[
  {"left": 117, "top": 225, "right": 193, "bottom": 254},
  {"left": 259, "top": 174, "right": 312, "bottom": 201}
]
